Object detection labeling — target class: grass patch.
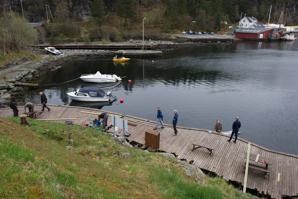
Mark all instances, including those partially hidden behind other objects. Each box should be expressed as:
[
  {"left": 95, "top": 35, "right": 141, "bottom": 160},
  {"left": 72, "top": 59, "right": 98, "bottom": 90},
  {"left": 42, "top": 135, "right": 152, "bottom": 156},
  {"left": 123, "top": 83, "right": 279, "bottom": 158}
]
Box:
[
  {"left": 151, "top": 166, "right": 222, "bottom": 199},
  {"left": 0, "top": 138, "right": 34, "bottom": 162},
  {"left": 0, "top": 50, "right": 39, "bottom": 68},
  {"left": 0, "top": 118, "right": 256, "bottom": 198}
]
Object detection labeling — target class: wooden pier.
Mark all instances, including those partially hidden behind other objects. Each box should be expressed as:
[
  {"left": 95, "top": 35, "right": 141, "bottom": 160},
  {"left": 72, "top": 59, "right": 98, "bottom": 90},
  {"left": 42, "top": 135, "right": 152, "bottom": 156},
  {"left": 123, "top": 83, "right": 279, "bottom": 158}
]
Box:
[
  {"left": 1, "top": 105, "right": 298, "bottom": 199},
  {"left": 175, "top": 34, "right": 234, "bottom": 42}
]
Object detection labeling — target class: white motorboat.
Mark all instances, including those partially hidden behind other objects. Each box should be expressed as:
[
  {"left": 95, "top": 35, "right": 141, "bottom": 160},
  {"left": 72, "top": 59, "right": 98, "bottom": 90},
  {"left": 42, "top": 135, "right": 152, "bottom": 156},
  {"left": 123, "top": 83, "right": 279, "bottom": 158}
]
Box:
[
  {"left": 80, "top": 71, "right": 122, "bottom": 83},
  {"left": 44, "top": 47, "right": 63, "bottom": 55},
  {"left": 67, "top": 86, "right": 116, "bottom": 102},
  {"left": 281, "top": 33, "right": 296, "bottom": 41}
]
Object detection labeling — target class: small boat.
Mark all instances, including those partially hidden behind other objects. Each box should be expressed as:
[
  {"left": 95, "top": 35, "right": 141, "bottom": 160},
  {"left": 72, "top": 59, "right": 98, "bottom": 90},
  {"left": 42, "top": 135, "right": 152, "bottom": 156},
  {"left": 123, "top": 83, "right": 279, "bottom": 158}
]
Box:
[
  {"left": 44, "top": 47, "right": 63, "bottom": 55},
  {"left": 80, "top": 71, "right": 121, "bottom": 83},
  {"left": 281, "top": 33, "right": 296, "bottom": 41},
  {"left": 112, "top": 56, "right": 130, "bottom": 63},
  {"left": 67, "top": 86, "right": 116, "bottom": 102}
]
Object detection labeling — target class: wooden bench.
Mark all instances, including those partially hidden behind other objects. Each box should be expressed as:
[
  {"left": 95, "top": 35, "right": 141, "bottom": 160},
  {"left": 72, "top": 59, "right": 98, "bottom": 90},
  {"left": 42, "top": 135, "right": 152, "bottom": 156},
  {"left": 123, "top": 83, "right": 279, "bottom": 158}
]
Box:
[
  {"left": 244, "top": 154, "right": 270, "bottom": 178},
  {"left": 192, "top": 144, "right": 214, "bottom": 155}
]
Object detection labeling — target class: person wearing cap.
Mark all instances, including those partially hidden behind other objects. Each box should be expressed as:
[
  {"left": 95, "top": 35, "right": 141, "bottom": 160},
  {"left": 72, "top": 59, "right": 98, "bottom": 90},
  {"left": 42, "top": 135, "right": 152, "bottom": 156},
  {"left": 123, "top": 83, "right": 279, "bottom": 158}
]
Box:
[
  {"left": 173, "top": 110, "right": 179, "bottom": 136},
  {"left": 228, "top": 117, "right": 241, "bottom": 143},
  {"left": 156, "top": 107, "right": 164, "bottom": 128}
]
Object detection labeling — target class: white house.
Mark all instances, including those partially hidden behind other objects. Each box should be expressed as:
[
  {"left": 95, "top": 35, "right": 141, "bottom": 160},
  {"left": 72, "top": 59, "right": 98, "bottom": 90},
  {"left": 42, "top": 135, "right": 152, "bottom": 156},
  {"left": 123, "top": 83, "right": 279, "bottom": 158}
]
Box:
[{"left": 238, "top": 17, "right": 263, "bottom": 29}]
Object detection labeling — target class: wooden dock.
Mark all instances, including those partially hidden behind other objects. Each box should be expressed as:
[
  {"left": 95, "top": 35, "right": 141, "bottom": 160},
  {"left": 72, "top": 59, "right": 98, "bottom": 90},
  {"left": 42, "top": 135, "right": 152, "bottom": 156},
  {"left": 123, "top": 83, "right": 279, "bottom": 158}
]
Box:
[
  {"left": 175, "top": 34, "right": 234, "bottom": 42},
  {"left": 1, "top": 105, "right": 298, "bottom": 199}
]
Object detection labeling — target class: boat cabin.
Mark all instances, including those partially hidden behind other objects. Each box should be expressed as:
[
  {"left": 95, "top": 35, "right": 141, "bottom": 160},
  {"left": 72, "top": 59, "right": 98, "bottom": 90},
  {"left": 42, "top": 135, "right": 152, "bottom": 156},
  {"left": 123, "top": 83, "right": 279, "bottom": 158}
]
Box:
[{"left": 76, "top": 87, "right": 106, "bottom": 97}]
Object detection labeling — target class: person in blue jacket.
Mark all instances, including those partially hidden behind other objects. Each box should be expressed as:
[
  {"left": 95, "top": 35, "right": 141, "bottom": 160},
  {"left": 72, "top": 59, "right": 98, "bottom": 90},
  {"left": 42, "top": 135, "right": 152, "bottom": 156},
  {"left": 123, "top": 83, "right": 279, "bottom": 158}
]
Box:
[
  {"left": 173, "top": 110, "right": 179, "bottom": 135},
  {"left": 156, "top": 107, "right": 164, "bottom": 128},
  {"left": 228, "top": 117, "right": 241, "bottom": 143}
]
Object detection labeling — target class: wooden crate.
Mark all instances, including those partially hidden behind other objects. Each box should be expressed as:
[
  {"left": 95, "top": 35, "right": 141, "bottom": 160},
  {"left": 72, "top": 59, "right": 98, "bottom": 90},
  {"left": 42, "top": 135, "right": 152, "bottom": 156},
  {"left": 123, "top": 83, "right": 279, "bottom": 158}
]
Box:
[{"left": 145, "top": 130, "right": 160, "bottom": 150}]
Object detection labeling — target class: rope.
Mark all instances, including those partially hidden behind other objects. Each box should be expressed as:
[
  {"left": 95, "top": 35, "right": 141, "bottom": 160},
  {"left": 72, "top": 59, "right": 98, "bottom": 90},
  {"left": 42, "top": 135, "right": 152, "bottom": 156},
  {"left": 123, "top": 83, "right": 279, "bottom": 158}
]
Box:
[
  {"left": 43, "top": 77, "right": 80, "bottom": 87},
  {"left": 43, "top": 76, "right": 124, "bottom": 90}
]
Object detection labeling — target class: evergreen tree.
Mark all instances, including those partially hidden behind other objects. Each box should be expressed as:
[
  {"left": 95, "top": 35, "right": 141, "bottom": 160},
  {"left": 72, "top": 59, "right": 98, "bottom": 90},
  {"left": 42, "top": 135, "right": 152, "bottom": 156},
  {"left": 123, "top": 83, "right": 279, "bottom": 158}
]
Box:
[{"left": 91, "top": 0, "right": 105, "bottom": 25}]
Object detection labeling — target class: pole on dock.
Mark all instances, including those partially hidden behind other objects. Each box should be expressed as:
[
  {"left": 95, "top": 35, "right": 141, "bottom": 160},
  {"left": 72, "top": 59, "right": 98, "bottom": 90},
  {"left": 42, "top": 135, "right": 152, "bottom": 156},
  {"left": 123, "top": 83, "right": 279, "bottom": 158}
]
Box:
[
  {"left": 142, "top": 17, "right": 146, "bottom": 51},
  {"left": 243, "top": 142, "right": 251, "bottom": 193}
]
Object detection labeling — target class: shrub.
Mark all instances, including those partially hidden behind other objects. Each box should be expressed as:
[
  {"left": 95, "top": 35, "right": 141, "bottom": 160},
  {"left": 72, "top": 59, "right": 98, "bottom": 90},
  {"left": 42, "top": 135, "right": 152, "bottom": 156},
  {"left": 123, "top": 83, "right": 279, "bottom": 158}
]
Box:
[
  {"left": 0, "top": 12, "right": 37, "bottom": 53},
  {"left": 100, "top": 25, "right": 123, "bottom": 42},
  {"left": 45, "top": 21, "right": 81, "bottom": 43}
]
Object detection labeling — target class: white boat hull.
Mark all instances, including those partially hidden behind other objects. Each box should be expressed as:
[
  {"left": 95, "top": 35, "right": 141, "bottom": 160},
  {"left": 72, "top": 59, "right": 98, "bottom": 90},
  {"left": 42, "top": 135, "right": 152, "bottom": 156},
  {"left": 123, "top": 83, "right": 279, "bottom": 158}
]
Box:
[
  {"left": 80, "top": 72, "right": 121, "bottom": 83},
  {"left": 80, "top": 77, "right": 118, "bottom": 83},
  {"left": 67, "top": 92, "right": 110, "bottom": 102}
]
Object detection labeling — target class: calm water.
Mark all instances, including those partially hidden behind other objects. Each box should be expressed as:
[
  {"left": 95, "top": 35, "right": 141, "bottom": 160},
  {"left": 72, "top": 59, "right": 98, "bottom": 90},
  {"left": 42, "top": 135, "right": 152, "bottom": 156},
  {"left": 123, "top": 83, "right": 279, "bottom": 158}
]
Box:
[{"left": 25, "top": 41, "right": 298, "bottom": 154}]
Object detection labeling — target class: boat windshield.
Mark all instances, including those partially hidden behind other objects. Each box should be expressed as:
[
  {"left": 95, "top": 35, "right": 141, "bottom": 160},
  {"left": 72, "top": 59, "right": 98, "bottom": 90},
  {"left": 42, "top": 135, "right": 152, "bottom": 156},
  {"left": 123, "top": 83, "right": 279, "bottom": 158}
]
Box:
[{"left": 79, "top": 87, "right": 106, "bottom": 97}]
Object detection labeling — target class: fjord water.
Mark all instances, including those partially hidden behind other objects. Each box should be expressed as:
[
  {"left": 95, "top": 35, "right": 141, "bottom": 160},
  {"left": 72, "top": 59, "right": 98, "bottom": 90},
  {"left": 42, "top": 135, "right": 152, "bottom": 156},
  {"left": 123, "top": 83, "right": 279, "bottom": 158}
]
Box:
[{"left": 26, "top": 41, "right": 298, "bottom": 154}]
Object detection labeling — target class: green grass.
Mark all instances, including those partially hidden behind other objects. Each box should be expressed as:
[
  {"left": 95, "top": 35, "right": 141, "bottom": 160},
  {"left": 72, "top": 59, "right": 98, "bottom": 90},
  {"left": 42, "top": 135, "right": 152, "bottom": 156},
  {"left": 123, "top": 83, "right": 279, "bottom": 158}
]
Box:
[
  {"left": 0, "top": 50, "right": 40, "bottom": 68},
  {"left": 0, "top": 118, "right": 257, "bottom": 198},
  {"left": 150, "top": 167, "right": 222, "bottom": 199}
]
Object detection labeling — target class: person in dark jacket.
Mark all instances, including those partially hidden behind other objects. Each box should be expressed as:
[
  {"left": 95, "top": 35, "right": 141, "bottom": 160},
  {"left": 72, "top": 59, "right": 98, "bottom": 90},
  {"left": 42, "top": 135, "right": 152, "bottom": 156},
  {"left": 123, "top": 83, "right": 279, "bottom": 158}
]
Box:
[
  {"left": 98, "top": 112, "right": 109, "bottom": 130},
  {"left": 173, "top": 110, "right": 179, "bottom": 135},
  {"left": 9, "top": 97, "right": 18, "bottom": 117},
  {"left": 156, "top": 107, "right": 164, "bottom": 128},
  {"left": 39, "top": 92, "right": 50, "bottom": 111},
  {"left": 228, "top": 117, "right": 241, "bottom": 143}
]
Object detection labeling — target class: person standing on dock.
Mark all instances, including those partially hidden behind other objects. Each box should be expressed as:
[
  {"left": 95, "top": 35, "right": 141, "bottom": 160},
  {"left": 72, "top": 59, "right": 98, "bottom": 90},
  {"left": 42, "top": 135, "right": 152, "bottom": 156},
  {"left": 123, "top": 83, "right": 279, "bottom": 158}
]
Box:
[
  {"left": 9, "top": 97, "right": 18, "bottom": 117},
  {"left": 228, "top": 117, "right": 241, "bottom": 143},
  {"left": 156, "top": 107, "right": 164, "bottom": 128},
  {"left": 173, "top": 110, "right": 179, "bottom": 136},
  {"left": 39, "top": 92, "right": 50, "bottom": 112}
]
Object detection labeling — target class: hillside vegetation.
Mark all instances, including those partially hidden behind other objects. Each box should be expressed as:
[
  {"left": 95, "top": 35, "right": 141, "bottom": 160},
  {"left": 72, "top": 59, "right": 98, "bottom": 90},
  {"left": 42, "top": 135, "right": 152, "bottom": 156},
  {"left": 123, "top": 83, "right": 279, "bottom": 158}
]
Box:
[
  {"left": 1, "top": 0, "right": 298, "bottom": 44},
  {"left": 0, "top": 118, "right": 256, "bottom": 199}
]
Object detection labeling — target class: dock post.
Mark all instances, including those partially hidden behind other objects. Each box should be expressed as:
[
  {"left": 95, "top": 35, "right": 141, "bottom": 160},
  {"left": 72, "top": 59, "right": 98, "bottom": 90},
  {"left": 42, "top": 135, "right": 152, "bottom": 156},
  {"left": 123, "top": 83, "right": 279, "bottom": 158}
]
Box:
[{"left": 243, "top": 142, "right": 251, "bottom": 193}]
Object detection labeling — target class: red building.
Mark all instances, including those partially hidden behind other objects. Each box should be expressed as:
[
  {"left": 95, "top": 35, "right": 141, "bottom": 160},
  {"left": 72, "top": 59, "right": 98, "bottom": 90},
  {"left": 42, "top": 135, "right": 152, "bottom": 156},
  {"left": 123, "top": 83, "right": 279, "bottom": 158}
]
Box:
[
  {"left": 234, "top": 28, "right": 273, "bottom": 40},
  {"left": 234, "top": 17, "right": 274, "bottom": 40}
]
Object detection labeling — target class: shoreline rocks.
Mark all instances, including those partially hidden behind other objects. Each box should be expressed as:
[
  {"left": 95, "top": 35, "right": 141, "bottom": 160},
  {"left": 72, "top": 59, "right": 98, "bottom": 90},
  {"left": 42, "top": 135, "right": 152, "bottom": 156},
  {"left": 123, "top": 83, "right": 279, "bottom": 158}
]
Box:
[{"left": 0, "top": 49, "right": 111, "bottom": 105}]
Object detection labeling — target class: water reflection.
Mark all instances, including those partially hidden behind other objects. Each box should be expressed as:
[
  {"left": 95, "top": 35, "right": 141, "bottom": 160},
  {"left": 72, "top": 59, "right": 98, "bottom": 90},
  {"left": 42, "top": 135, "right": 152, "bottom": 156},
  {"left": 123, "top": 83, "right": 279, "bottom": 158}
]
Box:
[{"left": 23, "top": 41, "right": 298, "bottom": 154}]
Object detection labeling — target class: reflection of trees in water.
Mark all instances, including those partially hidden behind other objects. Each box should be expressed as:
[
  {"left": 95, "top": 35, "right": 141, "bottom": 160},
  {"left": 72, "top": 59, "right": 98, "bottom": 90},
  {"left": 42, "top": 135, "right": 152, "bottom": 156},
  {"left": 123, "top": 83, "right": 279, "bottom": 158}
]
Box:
[
  {"left": 59, "top": 87, "right": 69, "bottom": 104},
  {"left": 122, "top": 82, "right": 134, "bottom": 91},
  {"left": 235, "top": 41, "right": 298, "bottom": 50}
]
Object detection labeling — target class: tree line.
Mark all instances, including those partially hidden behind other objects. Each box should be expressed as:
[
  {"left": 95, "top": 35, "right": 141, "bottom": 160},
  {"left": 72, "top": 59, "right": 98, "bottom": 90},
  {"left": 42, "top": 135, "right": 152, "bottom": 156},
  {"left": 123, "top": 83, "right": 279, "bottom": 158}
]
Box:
[
  {"left": 1, "top": 0, "right": 297, "bottom": 27},
  {"left": 0, "top": 0, "right": 297, "bottom": 49}
]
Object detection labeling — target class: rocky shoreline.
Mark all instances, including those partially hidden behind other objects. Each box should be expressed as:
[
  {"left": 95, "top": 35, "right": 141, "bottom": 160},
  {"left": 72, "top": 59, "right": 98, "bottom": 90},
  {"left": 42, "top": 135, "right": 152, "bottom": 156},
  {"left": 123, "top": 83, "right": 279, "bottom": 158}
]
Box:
[
  {"left": 0, "top": 49, "right": 112, "bottom": 105},
  {"left": 0, "top": 39, "right": 232, "bottom": 105}
]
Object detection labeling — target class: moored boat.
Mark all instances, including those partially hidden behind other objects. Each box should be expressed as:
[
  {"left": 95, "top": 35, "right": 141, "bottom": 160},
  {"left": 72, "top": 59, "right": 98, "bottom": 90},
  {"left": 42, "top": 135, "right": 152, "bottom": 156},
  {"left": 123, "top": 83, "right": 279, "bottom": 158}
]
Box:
[
  {"left": 44, "top": 47, "right": 63, "bottom": 55},
  {"left": 112, "top": 56, "right": 130, "bottom": 63},
  {"left": 67, "top": 86, "right": 116, "bottom": 102},
  {"left": 281, "top": 32, "right": 296, "bottom": 41},
  {"left": 80, "top": 71, "right": 122, "bottom": 83}
]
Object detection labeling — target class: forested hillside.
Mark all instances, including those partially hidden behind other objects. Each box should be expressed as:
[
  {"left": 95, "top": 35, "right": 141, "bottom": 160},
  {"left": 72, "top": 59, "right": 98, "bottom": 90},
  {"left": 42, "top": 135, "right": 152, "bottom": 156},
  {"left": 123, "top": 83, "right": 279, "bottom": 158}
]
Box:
[{"left": 0, "top": 0, "right": 298, "bottom": 44}]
